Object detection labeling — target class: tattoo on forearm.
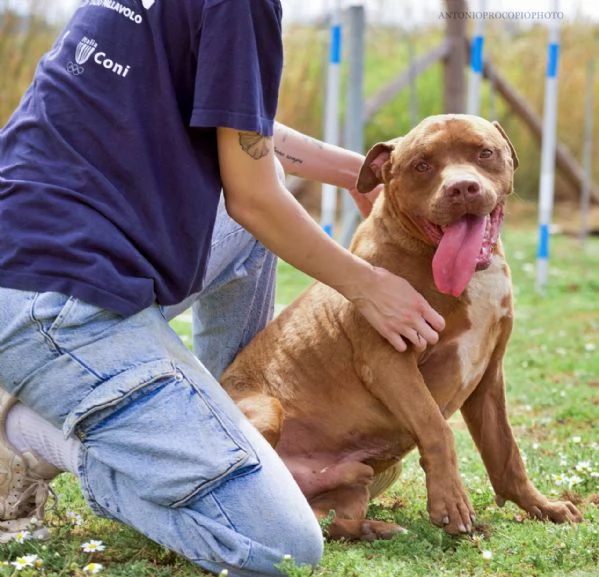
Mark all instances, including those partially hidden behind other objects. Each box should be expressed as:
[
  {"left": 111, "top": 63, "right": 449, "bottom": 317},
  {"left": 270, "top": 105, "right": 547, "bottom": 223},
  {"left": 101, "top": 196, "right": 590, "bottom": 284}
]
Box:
[
  {"left": 285, "top": 154, "right": 303, "bottom": 165},
  {"left": 238, "top": 132, "right": 270, "bottom": 160},
  {"left": 274, "top": 146, "right": 304, "bottom": 166}
]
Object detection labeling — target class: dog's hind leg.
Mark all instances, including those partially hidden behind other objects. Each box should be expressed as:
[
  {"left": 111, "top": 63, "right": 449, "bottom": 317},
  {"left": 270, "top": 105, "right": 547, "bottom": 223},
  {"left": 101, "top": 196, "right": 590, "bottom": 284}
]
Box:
[
  {"left": 230, "top": 391, "right": 284, "bottom": 447},
  {"left": 221, "top": 366, "right": 285, "bottom": 447},
  {"left": 307, "top": 462, "right": 406, "bottom": 541},
  {"left": 311, "top": 483, "right": 406, "bottom": 541}
]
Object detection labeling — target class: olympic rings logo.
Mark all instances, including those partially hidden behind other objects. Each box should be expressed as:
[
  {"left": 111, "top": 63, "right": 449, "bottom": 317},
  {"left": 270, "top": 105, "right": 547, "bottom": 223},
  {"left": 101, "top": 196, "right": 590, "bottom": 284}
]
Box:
[{"left": 67, "top": 62, "right": 85, "bottom": 75}]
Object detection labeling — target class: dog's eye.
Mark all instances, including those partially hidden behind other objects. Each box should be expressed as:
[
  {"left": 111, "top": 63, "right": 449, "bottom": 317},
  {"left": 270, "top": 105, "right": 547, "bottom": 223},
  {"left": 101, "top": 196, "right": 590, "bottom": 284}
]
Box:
[
  {"left": 415, "top": 162, "right": 431, "bottom": 172},
  {"left": 479, "top": 149, "right": 493, "bottom": 159}
]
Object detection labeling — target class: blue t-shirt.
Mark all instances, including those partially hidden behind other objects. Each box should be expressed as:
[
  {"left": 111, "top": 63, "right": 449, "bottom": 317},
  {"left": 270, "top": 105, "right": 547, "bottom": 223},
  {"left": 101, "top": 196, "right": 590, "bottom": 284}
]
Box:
[{"left": 0, "top": 0, "right": 283, "bottom": 316}]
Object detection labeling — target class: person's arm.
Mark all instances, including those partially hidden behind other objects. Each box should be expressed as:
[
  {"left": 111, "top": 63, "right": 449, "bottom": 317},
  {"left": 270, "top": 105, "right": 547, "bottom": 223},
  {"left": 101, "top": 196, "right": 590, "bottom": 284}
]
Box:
[
  {"left": 218, "top": 127, "right": 444, "bottom": 353},
  {"left": 273, "top": 122, "right": 380, "bottom": 218}
]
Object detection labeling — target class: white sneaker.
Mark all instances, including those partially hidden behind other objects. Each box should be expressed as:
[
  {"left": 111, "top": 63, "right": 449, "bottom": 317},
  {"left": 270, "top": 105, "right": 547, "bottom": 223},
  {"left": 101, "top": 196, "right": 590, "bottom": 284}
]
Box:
[{"left": 0, "top": 390, "right": 59, "bottom": 543}]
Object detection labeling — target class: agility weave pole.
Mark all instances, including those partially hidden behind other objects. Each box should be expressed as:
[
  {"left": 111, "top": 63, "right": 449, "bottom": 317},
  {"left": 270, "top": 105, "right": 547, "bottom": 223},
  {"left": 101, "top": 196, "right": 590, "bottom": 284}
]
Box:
[
  {"left": 535, "top": 0, "right": 561, "bottom": 295},
  {"left": 320, "top": 0, "right": 342, "bottom": 238}
]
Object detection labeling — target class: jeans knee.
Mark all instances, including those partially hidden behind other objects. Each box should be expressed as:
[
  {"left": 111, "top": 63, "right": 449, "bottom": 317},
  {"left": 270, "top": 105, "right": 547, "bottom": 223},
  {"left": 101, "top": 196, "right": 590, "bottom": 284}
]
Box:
[
  {"left": 196, "top": 514, "right": 324, "bottom": 577},
  {"left": 276, "top": 516, "right": 324, "bottom": 569}
]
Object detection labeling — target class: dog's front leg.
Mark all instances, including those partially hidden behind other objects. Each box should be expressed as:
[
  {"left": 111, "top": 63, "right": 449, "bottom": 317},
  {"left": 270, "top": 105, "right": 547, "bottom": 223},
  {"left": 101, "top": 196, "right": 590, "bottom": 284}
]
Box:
[
  {"left": 358, "top": 345, "right": 475, "bottom": 534},
  {"left": 460, "top": 347, "right": 583, "bottom": 524}
]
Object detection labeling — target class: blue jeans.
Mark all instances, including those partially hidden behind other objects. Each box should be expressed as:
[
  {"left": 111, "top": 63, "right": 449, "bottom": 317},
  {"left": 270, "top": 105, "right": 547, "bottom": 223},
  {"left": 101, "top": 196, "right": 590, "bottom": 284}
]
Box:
[{"left": 0, "top": 196, "right": 324, "bottom": 576}]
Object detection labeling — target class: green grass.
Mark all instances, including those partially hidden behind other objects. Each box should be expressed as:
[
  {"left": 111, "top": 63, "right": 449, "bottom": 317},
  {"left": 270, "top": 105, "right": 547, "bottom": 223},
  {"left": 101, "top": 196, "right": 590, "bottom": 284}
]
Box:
[{"left": 1, "top": 211, "right": 597, "bottom": 576}]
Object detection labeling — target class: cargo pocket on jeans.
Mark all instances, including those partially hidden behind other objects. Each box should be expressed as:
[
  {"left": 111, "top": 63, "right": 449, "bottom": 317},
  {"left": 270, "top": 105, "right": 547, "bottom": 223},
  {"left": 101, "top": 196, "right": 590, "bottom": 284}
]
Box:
[{"left": 64, "top": 359, "right": 261, "bottom": 508}]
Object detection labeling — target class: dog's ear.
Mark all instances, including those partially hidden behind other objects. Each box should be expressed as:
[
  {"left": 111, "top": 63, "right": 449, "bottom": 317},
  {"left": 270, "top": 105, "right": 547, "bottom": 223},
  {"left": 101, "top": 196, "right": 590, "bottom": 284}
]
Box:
[
  {"left": 356, "top": 139, "right": 399, "bottom": 193},
  {"left": 492, "top": 121, "right": 519, "bottom": 170}
]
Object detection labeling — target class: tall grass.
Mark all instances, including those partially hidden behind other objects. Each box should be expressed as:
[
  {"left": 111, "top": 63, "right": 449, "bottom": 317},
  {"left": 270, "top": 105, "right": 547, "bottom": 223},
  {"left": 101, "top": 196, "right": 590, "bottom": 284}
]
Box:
[
  {"left": 483, "top": 21, "right": 599, "bottom": 202},
  {"left": 0, "top": 2, "right": 55, "bottom": 122},
  {"left": 277, "top": 20, "right": 599, "bottom": 203},
  {"left": 1, "top": 6, "right": 598, "bottom": 203}
]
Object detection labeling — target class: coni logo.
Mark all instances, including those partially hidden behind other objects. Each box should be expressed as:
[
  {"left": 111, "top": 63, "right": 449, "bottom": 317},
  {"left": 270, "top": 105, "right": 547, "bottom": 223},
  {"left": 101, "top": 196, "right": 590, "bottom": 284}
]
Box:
[{"left": 67, "top": 37, "right": 131, "bottom": 78}]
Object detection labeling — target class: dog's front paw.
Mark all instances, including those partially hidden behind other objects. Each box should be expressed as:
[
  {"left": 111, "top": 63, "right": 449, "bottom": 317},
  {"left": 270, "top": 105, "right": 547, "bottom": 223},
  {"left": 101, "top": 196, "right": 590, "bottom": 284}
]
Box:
[
  {"left": 496, "top": 492, "right": 583, "bottom": 524},
  {"left": 427, "top": 480, "right": 475, "bottom": 534},
  {"left": 525, "top": 498, "right": 583, "bottom": 524}
]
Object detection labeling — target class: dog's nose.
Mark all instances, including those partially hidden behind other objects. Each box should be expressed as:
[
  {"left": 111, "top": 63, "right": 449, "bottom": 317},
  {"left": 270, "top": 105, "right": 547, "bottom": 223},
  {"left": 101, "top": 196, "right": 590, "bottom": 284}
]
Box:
[{"left": 444, "top": 179, "right": 481, "bottom": 199}]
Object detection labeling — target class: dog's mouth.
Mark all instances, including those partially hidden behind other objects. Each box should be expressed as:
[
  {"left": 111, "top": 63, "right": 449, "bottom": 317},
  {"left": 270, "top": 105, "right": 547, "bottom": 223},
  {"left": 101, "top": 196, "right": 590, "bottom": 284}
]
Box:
[{"left": 418, "top": 204, "right": 504, "bottom": 297}]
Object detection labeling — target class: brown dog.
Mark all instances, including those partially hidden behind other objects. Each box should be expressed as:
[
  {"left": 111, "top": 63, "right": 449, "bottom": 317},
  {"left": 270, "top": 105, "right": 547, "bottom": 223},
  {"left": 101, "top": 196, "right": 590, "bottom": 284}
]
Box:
[{"left": 220, "top": 114, "right": 583, "bottom": 541}]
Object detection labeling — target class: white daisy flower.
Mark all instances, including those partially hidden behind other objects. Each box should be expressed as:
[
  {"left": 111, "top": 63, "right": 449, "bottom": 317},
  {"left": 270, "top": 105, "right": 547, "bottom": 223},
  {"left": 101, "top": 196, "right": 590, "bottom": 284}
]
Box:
[
  {"left": 81, "top": 540, "right": 106, "bottom": 553},
  {"left": 13, "top": 530, "right": 31, "bottom": 544},
  {"left": 11, "top": 556, "right": 34, "bottom": 570}
]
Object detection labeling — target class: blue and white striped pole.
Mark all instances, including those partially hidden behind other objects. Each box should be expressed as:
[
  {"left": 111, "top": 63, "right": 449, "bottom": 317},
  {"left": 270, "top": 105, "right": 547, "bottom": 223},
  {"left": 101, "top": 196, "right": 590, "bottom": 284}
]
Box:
[
  {"left": 321, "top": 0, "right": 342, "bottom": 237},
  {"left": 535, "top": 2, "right": 561, "bottom": 294},
  {"left": 580, "top": 60, "right": 594, "bottom": 244},
  {"left": 467, "top": 0, "right": 485, "bottom": 115}
]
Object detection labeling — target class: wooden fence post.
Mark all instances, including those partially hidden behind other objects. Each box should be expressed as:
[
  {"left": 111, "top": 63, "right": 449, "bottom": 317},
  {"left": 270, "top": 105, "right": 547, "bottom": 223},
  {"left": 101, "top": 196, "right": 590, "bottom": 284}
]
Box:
[{"left": 444, "top": 0, "right": 467, "bottom": 113}]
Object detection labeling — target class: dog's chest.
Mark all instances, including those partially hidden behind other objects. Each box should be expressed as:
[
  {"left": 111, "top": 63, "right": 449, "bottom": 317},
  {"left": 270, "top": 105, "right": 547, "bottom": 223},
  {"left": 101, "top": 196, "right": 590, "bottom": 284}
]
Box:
[{"left": 420, "top": 258, "right": 512, "bottom": 414}]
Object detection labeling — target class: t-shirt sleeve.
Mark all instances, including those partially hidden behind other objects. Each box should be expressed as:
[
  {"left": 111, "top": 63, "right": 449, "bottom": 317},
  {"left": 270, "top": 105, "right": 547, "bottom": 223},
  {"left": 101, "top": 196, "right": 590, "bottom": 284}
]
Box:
[{"left": 190, "top": 0, "right": 283, "bottom": 136}]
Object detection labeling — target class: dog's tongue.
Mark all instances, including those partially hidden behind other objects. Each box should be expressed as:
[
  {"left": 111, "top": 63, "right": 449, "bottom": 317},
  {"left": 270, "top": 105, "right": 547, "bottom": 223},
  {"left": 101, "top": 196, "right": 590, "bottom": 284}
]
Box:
[{"left": 432, "top": 215, "right": 487, "bottom": 297}]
